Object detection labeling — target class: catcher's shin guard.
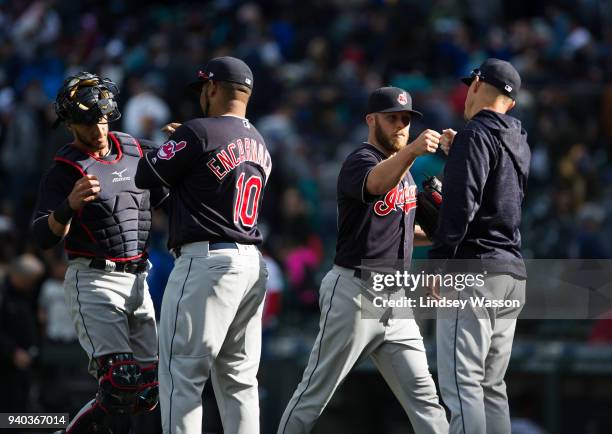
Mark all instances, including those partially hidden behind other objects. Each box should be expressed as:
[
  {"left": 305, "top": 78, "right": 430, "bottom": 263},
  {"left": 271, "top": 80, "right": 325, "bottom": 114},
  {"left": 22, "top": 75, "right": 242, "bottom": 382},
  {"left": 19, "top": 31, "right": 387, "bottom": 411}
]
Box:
[
  {"left": 135, "top": 361, "right": 159, "bottom": 413},
  {"left": 97, "top": 353, "right": 143, "bottom": 415},
  {"left": 65, "top": 354, "right": 158, "bottom": 433}
]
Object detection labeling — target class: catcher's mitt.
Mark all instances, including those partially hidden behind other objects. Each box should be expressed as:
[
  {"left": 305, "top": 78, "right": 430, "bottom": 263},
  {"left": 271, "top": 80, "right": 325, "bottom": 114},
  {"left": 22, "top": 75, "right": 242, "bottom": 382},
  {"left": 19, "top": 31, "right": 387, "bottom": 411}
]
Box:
[{"left": 415, "top": 175, "right": 443, "bottom": 240}]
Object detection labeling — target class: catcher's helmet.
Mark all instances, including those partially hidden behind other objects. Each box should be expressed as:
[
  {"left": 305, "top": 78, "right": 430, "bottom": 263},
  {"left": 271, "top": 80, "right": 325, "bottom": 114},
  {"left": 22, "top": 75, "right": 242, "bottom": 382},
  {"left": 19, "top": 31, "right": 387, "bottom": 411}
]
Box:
[{"left": 54, "top": 72, "right": 121, "bottom": 126}]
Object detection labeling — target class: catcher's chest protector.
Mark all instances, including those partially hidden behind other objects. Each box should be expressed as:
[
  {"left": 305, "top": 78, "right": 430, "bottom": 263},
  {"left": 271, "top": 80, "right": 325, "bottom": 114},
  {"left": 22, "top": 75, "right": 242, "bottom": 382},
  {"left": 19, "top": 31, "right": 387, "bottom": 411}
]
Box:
[{"left": 54, "top": 132, "right": 152, "bottom": 260}]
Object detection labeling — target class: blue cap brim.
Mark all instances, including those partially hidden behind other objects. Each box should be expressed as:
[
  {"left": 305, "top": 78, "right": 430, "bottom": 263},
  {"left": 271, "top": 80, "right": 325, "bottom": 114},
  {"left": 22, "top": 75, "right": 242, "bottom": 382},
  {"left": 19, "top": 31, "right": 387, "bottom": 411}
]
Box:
[{"left": 188, "top": 80, "right": 205, "bottom": 92}]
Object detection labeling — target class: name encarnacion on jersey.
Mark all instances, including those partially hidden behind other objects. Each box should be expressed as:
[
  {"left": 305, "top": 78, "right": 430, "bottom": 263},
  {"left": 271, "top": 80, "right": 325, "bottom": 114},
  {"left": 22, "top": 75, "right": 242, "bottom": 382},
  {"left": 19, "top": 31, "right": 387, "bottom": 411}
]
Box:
[{"left": 207, "top": 138, "right": 272, "bottom": 181}]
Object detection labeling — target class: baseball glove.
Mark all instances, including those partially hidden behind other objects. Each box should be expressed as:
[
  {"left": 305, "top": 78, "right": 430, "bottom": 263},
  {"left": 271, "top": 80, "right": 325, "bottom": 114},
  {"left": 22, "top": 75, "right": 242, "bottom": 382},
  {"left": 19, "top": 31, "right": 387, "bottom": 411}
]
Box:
[{"left": 415, "top": 175, "right": 443, "bottom": 240}]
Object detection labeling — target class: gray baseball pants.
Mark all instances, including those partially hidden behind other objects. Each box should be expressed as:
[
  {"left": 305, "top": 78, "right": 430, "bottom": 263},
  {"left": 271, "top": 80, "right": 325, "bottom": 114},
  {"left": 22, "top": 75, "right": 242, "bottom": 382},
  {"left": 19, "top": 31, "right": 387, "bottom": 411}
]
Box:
[
  {"left": 63, "top": 258, "right": 158, "bottom": 376},
  {"left": 158, "top": 242, "right": 268, "bottom": 434},
  {"left": 278, "top": 265, "right": 449, "bottom": 434},
  {"left": 436, "top": 274, "right": 526, "bottom": 434}
]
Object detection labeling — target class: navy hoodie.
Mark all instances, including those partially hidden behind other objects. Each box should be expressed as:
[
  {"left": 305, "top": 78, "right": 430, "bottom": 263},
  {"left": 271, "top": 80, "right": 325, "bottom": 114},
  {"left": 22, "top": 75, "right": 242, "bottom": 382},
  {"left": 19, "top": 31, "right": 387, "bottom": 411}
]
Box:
[{"left": 428, "top": 109, "right": 531, "bottom": 278}]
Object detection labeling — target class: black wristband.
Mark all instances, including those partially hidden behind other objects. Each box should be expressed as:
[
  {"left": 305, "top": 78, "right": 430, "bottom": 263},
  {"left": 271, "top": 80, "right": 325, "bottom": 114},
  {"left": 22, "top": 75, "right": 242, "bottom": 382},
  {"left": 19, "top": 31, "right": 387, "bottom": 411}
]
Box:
[{"left": 54, "top": 199, "right": 76, "bottom": 225}]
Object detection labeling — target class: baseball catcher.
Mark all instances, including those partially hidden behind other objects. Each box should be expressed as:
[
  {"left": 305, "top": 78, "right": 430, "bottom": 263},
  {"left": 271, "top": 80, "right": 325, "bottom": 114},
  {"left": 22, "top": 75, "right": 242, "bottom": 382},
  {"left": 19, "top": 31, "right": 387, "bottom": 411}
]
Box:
[{"left": 32, "top": 72, "right": 168, "bottom": 434}]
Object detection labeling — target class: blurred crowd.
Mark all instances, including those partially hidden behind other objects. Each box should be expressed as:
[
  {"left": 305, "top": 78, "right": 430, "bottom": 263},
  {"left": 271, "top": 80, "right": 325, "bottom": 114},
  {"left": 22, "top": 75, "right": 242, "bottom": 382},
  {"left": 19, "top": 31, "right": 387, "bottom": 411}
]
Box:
[{"left": 1, "top": 0, "right": 612, "bottom": 425}]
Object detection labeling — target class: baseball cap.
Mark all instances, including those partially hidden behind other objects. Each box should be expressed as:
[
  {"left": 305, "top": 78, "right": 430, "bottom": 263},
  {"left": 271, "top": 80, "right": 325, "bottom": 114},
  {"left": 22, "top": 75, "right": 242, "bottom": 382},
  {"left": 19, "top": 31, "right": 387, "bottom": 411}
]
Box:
[
  {"left": 367, "top": 87, "right": 423, "bottom": 118},
  {"left": 188, "top": 56, "right": 254, "bottom": 91},
  {"left": 461, "top": 58, "right": 521, "bottom": 100}
]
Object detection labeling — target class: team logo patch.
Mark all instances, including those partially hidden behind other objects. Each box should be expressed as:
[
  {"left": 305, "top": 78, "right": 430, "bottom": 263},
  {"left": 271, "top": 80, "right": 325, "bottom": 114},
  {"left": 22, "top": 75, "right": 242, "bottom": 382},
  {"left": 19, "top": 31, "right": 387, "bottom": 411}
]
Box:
[
  {"left": 397, "top": 92, "right": 408, "bottom": 105},
  {"left": 374, "top": 184, "right": 417, "bottom": 216},
  {"left": 157, "top": 140, "right": 187, "bottom": 160}
]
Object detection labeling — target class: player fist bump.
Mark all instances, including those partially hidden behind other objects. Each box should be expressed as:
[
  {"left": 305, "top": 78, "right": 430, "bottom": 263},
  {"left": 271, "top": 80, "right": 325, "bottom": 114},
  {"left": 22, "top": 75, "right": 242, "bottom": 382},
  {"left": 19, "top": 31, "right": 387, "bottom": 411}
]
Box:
[
  {"left": 408, "top": 129, "right": 440, "bottom": 156},
  {"left": 440, "top": 128, "right": 457, "bottom": 155}
]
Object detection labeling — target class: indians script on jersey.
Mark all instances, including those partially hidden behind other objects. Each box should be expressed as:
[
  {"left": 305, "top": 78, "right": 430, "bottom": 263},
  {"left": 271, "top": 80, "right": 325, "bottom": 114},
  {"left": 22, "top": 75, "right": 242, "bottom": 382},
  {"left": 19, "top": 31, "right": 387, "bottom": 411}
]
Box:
[
  {"left": 374, "top": 184, "right": 417, "bottom": 216},
  {"left": 206, "top": 137, "right": 272, "bottom": 181}
]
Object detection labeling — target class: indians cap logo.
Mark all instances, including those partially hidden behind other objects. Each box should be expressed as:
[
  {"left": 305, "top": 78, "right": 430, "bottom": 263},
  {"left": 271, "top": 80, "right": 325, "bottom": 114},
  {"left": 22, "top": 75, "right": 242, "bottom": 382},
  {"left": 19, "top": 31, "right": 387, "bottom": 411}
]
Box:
[
  {"left": 397, "top": 92, "right": 408, "bottom": 105},
  {"left": 157, "top": 140, "right": 187, "bottom": 160}
]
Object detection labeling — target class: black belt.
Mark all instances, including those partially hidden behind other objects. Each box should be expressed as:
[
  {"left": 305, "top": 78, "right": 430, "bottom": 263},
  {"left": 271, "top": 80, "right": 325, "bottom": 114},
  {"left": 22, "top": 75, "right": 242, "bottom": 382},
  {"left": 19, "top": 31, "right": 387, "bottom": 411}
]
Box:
[
  {"left": 353, "top": 269, "right": 372, "bottom": 281},
  {"left": 89, "top": 258, "right": 147, "bottom": 274},
  {"left": 173, "top": 242, "right": 238, "bottom": 258},
  {"left": 210, "top": 242, "right": 239, "bottom": 250}
]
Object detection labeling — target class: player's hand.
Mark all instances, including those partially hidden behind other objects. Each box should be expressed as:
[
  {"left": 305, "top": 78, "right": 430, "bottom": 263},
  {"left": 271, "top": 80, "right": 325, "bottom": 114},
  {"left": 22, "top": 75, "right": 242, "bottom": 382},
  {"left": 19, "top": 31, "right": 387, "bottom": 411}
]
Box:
[
  {"left": 161, "top": 122, "right": 182, "bottom": 135},
  {"left": 13, "top": 348, "right": 32, "bottom": 370},
  {"left": 68, "top": 175, "right": 100, "bottom": 211},
  {"left": 408, "top": 129, "right": 440, "bottom": 156},
  {"left": 440, "top": 129, "right": 457, "bottom": 155}
]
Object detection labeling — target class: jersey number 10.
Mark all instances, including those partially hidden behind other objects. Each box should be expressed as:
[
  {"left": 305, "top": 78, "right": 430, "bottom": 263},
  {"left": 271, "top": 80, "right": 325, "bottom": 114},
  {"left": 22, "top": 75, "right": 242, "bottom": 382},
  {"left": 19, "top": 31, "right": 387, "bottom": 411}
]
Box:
[{"left": 234, "top": 173, "right": 263, "bottom": 227}]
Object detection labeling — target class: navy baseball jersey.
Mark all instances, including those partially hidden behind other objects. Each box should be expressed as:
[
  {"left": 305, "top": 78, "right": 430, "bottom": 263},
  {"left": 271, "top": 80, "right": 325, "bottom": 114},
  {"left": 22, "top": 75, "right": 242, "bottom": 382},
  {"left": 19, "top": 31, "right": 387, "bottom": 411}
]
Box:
[
  {"left": 136, "top": 116, "right": 272, "bottom": 249},
  {"left": 334, "top": 143, "right": 417, "bottom": 268}
]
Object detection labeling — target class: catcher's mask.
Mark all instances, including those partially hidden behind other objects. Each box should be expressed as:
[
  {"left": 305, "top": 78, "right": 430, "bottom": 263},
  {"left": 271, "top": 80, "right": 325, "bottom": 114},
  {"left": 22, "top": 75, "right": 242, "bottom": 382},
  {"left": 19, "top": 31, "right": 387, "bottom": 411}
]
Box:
[{"left": 53, "top": 72, "right": 121, "bottom": 127}]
